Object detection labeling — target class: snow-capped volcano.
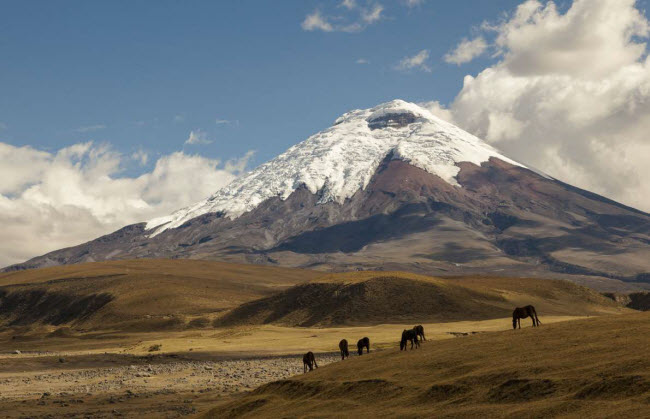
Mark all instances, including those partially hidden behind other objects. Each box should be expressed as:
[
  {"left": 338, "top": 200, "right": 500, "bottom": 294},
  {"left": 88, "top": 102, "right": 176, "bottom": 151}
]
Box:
[
  {"left": 147, "top": 100, "right": 524, "bottom": 236},
  {"left": 8, "top": 99, "right": 650, "bottom": 290}
]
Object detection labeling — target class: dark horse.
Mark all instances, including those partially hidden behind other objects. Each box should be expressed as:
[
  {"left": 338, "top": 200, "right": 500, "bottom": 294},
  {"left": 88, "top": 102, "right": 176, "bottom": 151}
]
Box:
[
  {"left": 413, "top": 325, "right": 426, "bottom": 341},
  {"left": 400, "top": 329, "right": 419, "bottom": 350},
  {"left": 339, "top": 339, "right": 349, "bottom": 360},
  {"left": 303, "top": 351, "right": 318, "bottom": 373},
  {"left": 512, "top": 305, "right": 541, "bottom": 329},
  {"left": 357, "top": 337, "right": 370, "bottom": 355}
]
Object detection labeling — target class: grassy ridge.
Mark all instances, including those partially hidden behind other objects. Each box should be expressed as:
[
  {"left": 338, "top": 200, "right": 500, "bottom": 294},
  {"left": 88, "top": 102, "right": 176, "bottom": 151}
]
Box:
[
  {"left": 217, "top": 271, "right": 624, "bottom": 327},
  {"left": 0, "top": 259, "right": 322, "bottom": 330}
]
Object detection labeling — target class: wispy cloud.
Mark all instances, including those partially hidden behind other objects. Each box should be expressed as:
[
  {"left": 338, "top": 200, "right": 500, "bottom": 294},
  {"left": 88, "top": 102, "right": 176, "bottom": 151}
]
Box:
[
  {"left": 224, "top": 150, "right": 256, "bottom": 173},
  {"left": 340, "top": 0, "right": 356, "bottom": 10},
  {"left": 361, "top": 4, "right": 383, "bottom": 24},
  {"left": 396, "top": 49, "right": 431, "bottom": 72},
  {"left": 73, "top": 124, "right": 106, "bottom": 133},
  {"left": 131, "top": 149, "right": 149, "bottom": 166},
  {"left": 185, "top": 130, "right": 212, "bottom": 145},
  {"left": 444, "top": 37, "right": 488, "bottom": 65},
  {"left": 361, "top": 4, "right": 384, "bottom": 24},
  {"left": 302, "top": 2, "right": 384, "bottom": 33},
  {"left": 403, "top": 0, "right": 424, "bottom": 7},
  {"left": 356, "top": 58, "right": 370, "bottom": 64},
  {"left": 173, "top": 114, "right": 185, "bottom": 123}
]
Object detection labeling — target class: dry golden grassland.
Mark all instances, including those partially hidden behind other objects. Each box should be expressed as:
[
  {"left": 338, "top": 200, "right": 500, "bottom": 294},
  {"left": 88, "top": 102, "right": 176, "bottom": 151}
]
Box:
[
  {"left": 0, "top": 260, "right": 641, "bottom": 417},
  {"left": 206, "top": 312, "right": 650, "bottom": 418}
]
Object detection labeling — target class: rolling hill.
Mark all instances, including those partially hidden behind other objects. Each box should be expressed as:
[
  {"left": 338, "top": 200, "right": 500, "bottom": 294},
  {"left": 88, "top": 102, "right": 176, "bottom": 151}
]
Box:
[
  {"left": 204, "top": 312, "right": 650, "bottom": 418},
  {"left": 0, "top": 259, "right": 321, "bottom": 331},
  {"left": 0, "top": 260, "right": 626, "bottom": 331},
  {"left": 216, "top": 271, "right": 624, "bottom": 327}
]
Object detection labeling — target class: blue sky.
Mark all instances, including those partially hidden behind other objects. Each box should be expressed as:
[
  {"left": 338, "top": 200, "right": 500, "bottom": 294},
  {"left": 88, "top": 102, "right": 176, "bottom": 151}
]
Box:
[
  {"left": 3, "top": 0, "right": 650, "bottom": 266},
  {"left": 1, "top": 0, "right": 524, "bottom": 169}
]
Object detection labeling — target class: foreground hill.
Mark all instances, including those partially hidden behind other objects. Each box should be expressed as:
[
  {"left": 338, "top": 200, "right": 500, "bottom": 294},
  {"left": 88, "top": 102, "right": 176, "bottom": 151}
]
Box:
[
  {"left": 217, "top": 271, "right": 623, "bottom": 327},
  {"left": 8, "top": 101, "right": 650, "bottom": 291},
  {"left": 205, "top": 312, "right": 650, "bottom": 418}
]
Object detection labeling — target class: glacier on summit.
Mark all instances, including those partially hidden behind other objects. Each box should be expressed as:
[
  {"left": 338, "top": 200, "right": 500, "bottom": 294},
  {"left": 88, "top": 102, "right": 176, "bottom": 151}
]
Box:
[{"left": 146, "top": 100, "right": 525, "bottom": 236}]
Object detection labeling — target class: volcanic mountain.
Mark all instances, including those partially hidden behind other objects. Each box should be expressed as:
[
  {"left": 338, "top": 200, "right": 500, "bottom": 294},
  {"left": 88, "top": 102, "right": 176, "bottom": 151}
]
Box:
[{"left": 7, "top": 100, "right": 650, "bottom": 289}]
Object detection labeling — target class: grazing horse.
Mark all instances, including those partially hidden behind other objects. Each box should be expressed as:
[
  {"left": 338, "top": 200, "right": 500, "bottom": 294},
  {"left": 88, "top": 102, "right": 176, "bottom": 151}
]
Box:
[
  {"left": 400, "top": 329, "right": 419, "bottom": 351},
  {"left": 303, "top": 351, "right": 318, "bottom": 373},
  {"left": 339, "top": 339, "right": 349, "bottom": 360},
  {"left": 357, "top": 337, "right": 370, "bottom": 355},
  {"left": 512, "top": 305, "right": 541, "bottom": 329},
  {"left": 413, "top": 325, "right": 426, "bottom": 341}
]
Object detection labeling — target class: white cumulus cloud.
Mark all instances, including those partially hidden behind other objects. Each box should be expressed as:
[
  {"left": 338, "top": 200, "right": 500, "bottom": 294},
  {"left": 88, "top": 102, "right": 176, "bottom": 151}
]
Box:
[
  {"left": 444, "top": 0, "right": 650, "bottom": 212},
  {"left": 0, "top": 142, "right": 252, "bottom": 267}
]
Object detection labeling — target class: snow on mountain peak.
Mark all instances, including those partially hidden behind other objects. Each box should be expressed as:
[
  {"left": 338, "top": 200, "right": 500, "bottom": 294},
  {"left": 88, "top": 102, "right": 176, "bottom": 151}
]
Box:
[{"left": 146, "top": 100, "right": 525, "bottom": 236}]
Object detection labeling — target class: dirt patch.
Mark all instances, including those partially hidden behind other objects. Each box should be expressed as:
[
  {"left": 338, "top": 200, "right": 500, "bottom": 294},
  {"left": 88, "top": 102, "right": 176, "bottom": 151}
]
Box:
[
  {"left": 487, "top": 379, "right": 557, "bottom": 402},
  {"left": 328, "top": 379, "right": 402, "bottom": 400},
  {"left": 254, "top": 379, "right": 324, "bottom": 398},
  {"left": 221, "top": 398, "right": 269, "bottom": 418},
  {"left": 421, "top": 384, "right": 471, "bottom": 402},
  {"left": 574, "top": 375, "right": 650, "bottom": 400},
  {"left": 257, "top": 378, "right": 402, "bottom": 403},
  {"left": 447, "top": 331, "right": 480, "bottom": 337}
]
